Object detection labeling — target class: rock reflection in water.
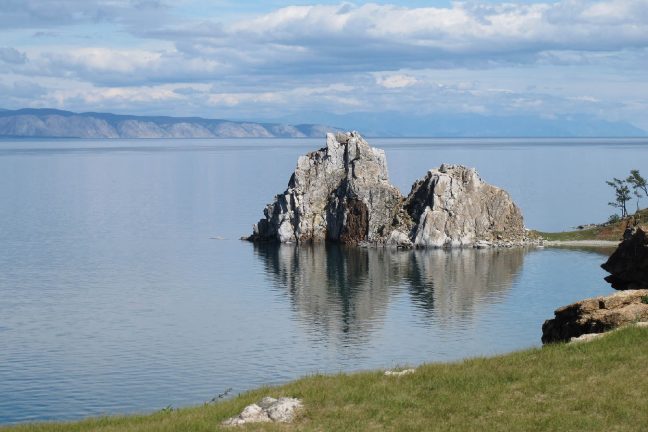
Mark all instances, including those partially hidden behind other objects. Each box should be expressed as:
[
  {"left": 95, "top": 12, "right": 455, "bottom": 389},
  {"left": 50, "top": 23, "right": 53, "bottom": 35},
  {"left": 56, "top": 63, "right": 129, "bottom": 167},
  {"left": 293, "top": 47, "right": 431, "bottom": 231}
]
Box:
[
  {"left": 406, "top": 248, "right": 525, "bottom": 322},
  {"left": 254, "top": 243, "right": 405, "bottom": 338},
  {"left": 253, "top": 244, "right": 526, "bottom": 338}
]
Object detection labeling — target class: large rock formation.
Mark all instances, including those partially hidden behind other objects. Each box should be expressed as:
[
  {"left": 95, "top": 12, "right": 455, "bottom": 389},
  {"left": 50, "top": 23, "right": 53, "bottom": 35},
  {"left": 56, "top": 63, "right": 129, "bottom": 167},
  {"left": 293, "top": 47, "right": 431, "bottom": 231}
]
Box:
[
  {"left": 247, "top": 131, "right": 528, "bottom": 248},
  {"left": 541, "top": 289, "right": 648, "bottom": 344},
  {"left": 249, "top": 132, "right": 403, "bottom": 243},
  {"left": 402, "top": 164, "right": 526, "bottom": 248},
  {"left": 601, "top": 227, "right": 648, "bottom": 290}
]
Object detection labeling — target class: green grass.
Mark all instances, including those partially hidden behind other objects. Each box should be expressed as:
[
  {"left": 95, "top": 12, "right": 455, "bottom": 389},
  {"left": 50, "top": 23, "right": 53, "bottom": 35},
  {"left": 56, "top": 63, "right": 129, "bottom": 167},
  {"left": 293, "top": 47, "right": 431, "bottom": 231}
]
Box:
[
  {"left": 4, "top": 326, "right": 648, "bottom": 432},
  {"left": 533, "top": 208, "right": 648, "bottom": 242},
  {"left": 532, "top": 227, "right": 609, "bottom": 241}
]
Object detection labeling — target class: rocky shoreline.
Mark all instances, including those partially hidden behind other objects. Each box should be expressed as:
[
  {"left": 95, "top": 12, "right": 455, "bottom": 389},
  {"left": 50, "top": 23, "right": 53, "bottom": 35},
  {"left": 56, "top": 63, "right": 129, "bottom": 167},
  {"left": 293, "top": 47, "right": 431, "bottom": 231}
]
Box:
[
  {"left": 542, "top": 226, "right": 648, "bottom": 343},
  {"left": 542, "top": 240, "right": 619, "bottom": 247},
  {"left": 542, "top": 289, "right": 648, "bottom": 344}
]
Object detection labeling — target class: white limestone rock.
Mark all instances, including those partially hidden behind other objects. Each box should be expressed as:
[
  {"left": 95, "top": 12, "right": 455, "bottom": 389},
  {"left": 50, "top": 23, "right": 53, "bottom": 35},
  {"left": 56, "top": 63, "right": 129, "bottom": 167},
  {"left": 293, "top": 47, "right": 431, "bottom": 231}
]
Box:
[
  {"left": 264, "top": 397, "right": 303, "bottom": 422},
  {"left": 222, "top": 397, "right": 303, "bottom": 426},
  {"left": 222, "top": 404, "right": 271, "bottom": 426},
  {"left": 403, "top": 164, "right": 526, "bottom": 248},
  {"left": 569, "top": 333, "right": 605, "bottom": 343},
  {"left": 384, "top": 368, "right": 416, "bottom": 376}
]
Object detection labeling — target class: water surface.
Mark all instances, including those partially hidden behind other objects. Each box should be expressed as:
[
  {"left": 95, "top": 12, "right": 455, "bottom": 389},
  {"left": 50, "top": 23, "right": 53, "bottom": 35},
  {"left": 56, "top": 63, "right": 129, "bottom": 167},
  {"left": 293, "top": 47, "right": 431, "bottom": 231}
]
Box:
[{"left": 0, "top": 137, "right": 643, "bottom": 424}]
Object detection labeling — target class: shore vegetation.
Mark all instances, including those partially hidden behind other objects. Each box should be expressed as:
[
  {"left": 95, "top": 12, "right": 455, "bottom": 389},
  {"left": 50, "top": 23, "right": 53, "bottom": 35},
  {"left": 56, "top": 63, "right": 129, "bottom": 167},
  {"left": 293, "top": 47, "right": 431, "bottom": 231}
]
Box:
[{"left": 534, "top": 208, "right": 648, "bottom": 242}]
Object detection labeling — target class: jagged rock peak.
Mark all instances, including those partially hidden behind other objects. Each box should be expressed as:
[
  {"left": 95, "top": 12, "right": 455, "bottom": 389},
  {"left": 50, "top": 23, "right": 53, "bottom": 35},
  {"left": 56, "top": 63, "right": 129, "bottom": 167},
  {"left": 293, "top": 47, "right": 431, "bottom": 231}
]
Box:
[
  {"left": 247, "top": 131, "right": 403, "bottom": 244},
  {"left": 246, "top": 132, "right": 528, "bottom": 248}
]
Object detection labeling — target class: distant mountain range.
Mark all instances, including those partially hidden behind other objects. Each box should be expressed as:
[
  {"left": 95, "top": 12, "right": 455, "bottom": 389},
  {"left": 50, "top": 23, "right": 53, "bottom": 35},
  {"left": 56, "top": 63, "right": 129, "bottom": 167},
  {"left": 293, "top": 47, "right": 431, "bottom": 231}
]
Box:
[
  {"left": 1, "top": 108, "right": 645, "bottom": 139},
  {"left": 0, "top": 108, "right": 340, "bottom": 139}
]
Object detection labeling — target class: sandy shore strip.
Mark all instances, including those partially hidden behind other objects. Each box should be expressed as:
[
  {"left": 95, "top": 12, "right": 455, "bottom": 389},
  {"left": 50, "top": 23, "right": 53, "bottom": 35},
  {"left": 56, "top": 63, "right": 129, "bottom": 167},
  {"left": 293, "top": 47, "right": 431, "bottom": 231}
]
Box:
[{"left": 544, "top": 240, "right": 620, "bottom": 247}]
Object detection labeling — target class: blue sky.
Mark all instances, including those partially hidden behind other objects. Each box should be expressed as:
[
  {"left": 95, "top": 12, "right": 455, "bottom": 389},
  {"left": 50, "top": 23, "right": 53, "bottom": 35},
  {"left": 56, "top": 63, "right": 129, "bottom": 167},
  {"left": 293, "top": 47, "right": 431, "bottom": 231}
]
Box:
[{"left": 1, "top": 0, "right": 648, "bottom": 129}]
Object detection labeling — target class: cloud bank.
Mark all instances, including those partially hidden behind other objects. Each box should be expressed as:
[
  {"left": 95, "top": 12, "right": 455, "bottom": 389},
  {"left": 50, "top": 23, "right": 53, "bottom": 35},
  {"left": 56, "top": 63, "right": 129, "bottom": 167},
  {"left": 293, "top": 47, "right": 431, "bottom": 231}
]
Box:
[{"left": 1, "top": 0, "right": 647, "bottom": 130}]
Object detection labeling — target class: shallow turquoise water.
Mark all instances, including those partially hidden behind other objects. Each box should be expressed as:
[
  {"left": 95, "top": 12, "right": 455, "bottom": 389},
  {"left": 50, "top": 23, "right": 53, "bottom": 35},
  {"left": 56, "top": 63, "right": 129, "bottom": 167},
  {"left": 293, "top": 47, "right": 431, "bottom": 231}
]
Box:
[{"left": 0, "top": 137, "right": 644, "bottom": 424}]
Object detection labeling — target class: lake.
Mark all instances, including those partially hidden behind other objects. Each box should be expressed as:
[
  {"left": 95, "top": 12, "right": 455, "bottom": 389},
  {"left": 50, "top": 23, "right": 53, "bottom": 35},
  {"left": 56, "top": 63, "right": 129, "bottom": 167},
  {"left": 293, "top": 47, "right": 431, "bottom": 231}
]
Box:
[{"left": 0, "top": 137, "right": 646, "bottom": 424}]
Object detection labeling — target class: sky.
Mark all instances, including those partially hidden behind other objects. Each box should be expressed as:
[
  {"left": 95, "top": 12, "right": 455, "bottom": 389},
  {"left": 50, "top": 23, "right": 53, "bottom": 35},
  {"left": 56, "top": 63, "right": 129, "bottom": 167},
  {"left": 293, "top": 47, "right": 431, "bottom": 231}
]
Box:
[{"left": 1, "top": 0, "right": 648, "bottom": 129}]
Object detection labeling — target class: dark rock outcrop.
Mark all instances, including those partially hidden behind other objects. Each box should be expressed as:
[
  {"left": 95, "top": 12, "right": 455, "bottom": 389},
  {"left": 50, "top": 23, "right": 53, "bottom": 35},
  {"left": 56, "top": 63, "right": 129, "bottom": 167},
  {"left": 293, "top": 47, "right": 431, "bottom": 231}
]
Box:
[
  {"left": 601, "top": 227, "right": 648, "bottom": 290},
  {"left": 247, "top": 131, "right": 529, "bottom": 248},
  {"left": 541, "top": 289, "right": 648, "bottom": 344}
]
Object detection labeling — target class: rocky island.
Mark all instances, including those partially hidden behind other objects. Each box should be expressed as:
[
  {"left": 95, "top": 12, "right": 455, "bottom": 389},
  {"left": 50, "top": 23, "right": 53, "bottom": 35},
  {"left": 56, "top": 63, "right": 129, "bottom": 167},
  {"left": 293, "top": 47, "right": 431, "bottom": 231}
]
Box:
[{"left": 246, "top": 131, "right": 530, "bottom": 248}]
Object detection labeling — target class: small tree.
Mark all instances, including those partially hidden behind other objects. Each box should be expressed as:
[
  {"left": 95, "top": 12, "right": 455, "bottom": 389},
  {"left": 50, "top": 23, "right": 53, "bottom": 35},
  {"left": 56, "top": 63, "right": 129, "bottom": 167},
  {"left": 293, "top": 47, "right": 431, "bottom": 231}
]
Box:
[
  {"left": 606, "top": 177, "right": 631, "bottom": 218},
  {"left": 627, "top": 169, "right": 647, "bottom": 211}
]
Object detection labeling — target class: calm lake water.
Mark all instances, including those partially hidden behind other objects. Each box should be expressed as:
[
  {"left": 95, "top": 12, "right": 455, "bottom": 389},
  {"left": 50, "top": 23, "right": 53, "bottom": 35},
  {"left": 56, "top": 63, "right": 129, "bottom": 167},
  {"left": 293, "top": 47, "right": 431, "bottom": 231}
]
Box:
[{"left": 0, "top": 137, "right": 646, "bottom": 424}]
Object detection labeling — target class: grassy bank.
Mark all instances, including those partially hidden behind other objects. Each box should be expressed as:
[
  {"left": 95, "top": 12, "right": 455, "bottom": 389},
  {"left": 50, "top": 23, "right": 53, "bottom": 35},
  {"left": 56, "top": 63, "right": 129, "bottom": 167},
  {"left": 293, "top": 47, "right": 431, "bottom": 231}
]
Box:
[
  {"left": 4, "top": 326, "right": 648, "bottom": 432},
  {"left": 533, "top": 208, "right": 648, "bottom": 242}
]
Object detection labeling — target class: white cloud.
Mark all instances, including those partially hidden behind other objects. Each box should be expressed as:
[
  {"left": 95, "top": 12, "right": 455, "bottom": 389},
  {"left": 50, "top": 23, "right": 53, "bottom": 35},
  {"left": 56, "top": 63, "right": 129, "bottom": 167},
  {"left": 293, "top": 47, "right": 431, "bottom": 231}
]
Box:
[
  {"left": 375, "top": 74, "right": 418, "bottom": 89},
  {"left": 207, "top": 93, "right": 241, "bottom": 106},
  {"left": 569, "top": 95, "right": 599, "bottom": 103},
  {"left": 10, "top": 1, "right": 648, "bottom": 86},
  {"left": 49, "top": 85, "right": 182, "bottom": 106},
  {"left": 579, "top": 0, "right": 648, "bottom": 24},
  {"left": 212, "top": 1, "right": 648, "bottom": 59},
  {"left": 49, "top": 48, "right": 163, "bottom": 73},
  {"left": 102, "top": 0, "right": 648, "bottom": 89},
  {"left": 12, "top": 47, "right": 226, "bottom": 86},
  {"left": 206, "top": 83, "right": 357, "bottom": 108}
]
